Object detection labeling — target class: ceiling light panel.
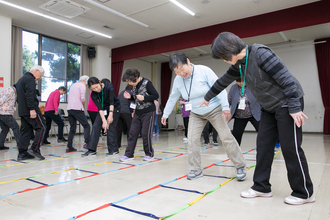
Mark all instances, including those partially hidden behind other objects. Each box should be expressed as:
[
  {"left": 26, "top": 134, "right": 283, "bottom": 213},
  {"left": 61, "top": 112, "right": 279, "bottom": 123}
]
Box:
[{"left": 169, "top": 0, "right": 195, "bottom": 16}]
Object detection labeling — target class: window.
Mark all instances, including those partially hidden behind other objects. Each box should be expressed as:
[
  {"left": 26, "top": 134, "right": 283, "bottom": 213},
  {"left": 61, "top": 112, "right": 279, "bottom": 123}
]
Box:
[
  {"left": 22, "top": 31, "right": 38, "bottom": 73},
  {"left": 22, "top": 30, "right": 81, "bottom": 102}
]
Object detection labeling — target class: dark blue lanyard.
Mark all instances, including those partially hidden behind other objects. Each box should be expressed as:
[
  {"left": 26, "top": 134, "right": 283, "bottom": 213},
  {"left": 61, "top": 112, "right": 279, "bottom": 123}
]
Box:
[{"left": 183, "top": 65, "right": 194, "bottom": 102}]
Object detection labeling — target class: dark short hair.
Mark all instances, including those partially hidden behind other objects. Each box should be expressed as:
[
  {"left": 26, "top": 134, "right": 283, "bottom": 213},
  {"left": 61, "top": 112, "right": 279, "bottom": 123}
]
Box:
[
  {"left": 211, "top": 32, "right": 246, "bottom": 61},
  {"left": 125, "top": 84, "right": 133, "bottom": 90},
  {"left": 87, "top": 76, "right": 100, "bottom": 88},
  {"left": 58, "top": 86, "right": 67, "bottom": 92},
  {"left": 122, "top": 68, "right": 140, "bottom": 83},
  {"left": 169, "top": 52, "right": 189, "bottom": 71},
  {"left": 101, "top": 78, "right": 110, "bottom": 83}
]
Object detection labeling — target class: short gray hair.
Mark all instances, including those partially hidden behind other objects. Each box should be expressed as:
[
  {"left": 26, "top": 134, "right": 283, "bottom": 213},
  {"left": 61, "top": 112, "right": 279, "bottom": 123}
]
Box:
[
  {"left": 79, "top": 75, "right": 89, "bottom": 84},
  {"left": 30, "top": 65, "right": 45, "bottom": 73}
]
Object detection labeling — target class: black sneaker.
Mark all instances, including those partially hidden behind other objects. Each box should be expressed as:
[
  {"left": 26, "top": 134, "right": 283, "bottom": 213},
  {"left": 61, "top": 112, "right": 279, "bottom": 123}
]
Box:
[
  {"left": 81, "top": 150, "right": 96, "bottom": 157},
  {"left": 83, "top": 143, "right": 88, "bottom": 149},
  {"left": 57, "top": 138, "right": 68, "bottom": 143},
  {"left": 66, "top": 147, "right": 77, "bottom": 153},
  {"left": 43, "top": 140, "right": 51, "bottom": 145},
  {"left": 0, "top": 146, "right": 10, "bottom": 150},
  {"left": 106, "top": 151, "right": 119, "bottom": 156},
  {"left": 17, "top": 152, "right": 35, "bottom": 161},
  {"left": 27, "top": 149, "right": 45, "bottom": 160}
]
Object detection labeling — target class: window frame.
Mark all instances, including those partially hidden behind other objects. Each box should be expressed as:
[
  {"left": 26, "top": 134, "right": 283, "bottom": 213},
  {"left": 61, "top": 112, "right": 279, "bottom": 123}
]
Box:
[{"left": 22, "top": 29, "right": 81, "bottom": 103}]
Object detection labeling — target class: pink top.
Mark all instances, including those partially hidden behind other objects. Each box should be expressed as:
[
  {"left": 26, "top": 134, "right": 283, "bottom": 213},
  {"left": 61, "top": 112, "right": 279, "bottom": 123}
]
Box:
[
  {"left": 67, "top": 82, "right": 86, "bottom": 111},
  {"left": 87, "top": 91, "right": 98, "bottom": 112},
  {"left": 45, "top": 89, "right": 60, "bottom": 112}
]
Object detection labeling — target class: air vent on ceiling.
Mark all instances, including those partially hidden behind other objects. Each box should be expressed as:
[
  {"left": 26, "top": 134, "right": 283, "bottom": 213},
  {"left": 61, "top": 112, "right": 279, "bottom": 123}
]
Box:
[{"left": 39, "top": 0, "right": 91, "bottom": 18}]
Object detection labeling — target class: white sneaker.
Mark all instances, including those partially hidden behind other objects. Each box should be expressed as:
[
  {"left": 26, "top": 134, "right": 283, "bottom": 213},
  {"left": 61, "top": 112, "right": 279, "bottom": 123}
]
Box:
[
  {"left": 240, "top": 188, "right": 273, "bottom": 198},
  {"left": 284, "top": 195, "right": 315, "bottom": 205},
  {"left": 183, "top": 137, "right": 188, "bottom": 141}
]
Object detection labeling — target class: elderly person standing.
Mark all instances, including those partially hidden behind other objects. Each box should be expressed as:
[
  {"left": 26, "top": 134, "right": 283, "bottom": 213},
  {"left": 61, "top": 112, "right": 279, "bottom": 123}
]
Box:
[
  {"left": 16, "top": 65, "right": 46, "bottom": 161},
  {"left": 200, "top": 32, "right": 313, "bottom": 205},
  {"left": 43, "top": 86, "right": 67, "bottom": 145},
  {"left": 0, "top": 85, "right": 20, "bottom": 150},
  {"left": 66, "top": 75, "right": 90, "bottom": 152},
  {"left": 161, "top": 52, "right": 246, "bottom": 181},
  {"left": 119, "top": 68, "right": 159, "bottom": 162}
]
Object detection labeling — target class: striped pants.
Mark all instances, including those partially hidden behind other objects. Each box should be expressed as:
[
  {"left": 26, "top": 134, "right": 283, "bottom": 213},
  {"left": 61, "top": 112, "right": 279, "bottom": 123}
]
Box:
[
  {"left": 124, "top": 111, "right": 156, "bottom": 158},
  {"left": 18, "top": 113, "right": 46, "bottom": 153},
  {"left": 252, "top": 104, "right": 313, "bottom": 199}
]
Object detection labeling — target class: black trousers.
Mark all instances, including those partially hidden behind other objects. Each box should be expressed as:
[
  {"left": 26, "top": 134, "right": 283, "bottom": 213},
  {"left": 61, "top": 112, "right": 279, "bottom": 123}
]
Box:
[
  {"left": 88, "top": 111, "right": 98, "bottom": 125},
  {"left": 252, "top": 104, "right": 313, "bottom": 199},
  {"left": 116, "top": 113, "right": 132, "bottom": 148},
  {"left": 183, "top": 117, "right": 189, "bottom": 138},
  {"left": 0, "top": 115, "right": 20, "bottom": 147},
  {"left": 203, "top": 121, "right": 218, "bottom": 143},
  {"left": 44, "top": 111, "right": 65, "bottom": 140},
  {"left": 232, "top": 117, "right": 259, "bottom": 145},
  {"left": 18, "top": 113, "right": 46, "bottom": 153},
  {"left": 67, "top": 110, "right": 90, "bottom": 148},
  {"left": 124, "top": 111, "right": 155, "bottom": 158},
  {"left": 88, "top": 109, "right": 120, "bottom": 153}
]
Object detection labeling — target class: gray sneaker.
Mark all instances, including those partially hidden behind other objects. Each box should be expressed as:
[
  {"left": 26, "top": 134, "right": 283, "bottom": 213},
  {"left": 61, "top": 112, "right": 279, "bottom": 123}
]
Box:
[
  {"left": 187, "top": 170, "right": 203, "bottom": 180},
  {"left": 236, "top": 166, "right": 247, "bottom": 181}
]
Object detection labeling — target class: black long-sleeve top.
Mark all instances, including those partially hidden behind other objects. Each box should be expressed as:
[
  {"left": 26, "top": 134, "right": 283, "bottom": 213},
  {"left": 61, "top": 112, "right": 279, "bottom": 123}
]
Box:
[
  {"left": 16, "top": 72, "right": 39, "bottom": 116},
  {"left": 91, "top": 82, "right": 120, "bottom": 111}
]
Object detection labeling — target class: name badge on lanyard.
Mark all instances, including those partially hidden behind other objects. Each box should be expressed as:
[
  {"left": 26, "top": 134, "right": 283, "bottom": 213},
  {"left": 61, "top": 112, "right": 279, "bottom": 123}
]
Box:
[
  {"left": 130, "top": 103, "right": 136, "bottom": 109},
  {"left": 103, "top": 110, "right": 107, "bottom": 116},
  {"left": 185, "top": 103, "right": 192, "bottom": 111},
  {"left": 238, "top": 97, "right": 246, "bottom": 110}
]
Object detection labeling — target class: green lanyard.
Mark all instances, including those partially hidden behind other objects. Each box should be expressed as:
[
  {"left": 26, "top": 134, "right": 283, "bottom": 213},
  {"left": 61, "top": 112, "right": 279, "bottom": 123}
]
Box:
[
  {"left": 97, "top": 87, "right": 104, "bottom": 108},
  {"left": 238, "top": 48, "right": 249, "bottom": 96}
]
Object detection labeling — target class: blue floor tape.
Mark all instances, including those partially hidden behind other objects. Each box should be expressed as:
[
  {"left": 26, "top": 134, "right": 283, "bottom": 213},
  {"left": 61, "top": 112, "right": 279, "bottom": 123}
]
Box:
[
  {"left": 160, "top": 185, "right": 204, "bottom": 194},
  {"left": 110, "top": 203, "right": 160, "bottom": 219}
]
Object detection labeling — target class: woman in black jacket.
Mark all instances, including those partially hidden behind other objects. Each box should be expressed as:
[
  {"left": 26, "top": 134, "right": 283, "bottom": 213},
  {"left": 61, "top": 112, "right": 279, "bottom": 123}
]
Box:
[{"left": 82, "top": 77, "right": 121, "bottom": 156}]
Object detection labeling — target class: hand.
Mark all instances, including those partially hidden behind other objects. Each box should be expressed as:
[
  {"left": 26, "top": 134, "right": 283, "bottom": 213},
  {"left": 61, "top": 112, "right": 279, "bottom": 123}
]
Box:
[
  {"left": 136, "top": 95, "right": 144, "bottom": 101},
  {"left": 199, "top": 99, "right": 210, "bottom": 108},
  {"left": 290, "top": 111, "right": 308, "bottom": 128},
  {"left": 107, "top": 114, "right": 113, "bottom": 125},
  {"left": 123, "top": 91, "right": 131, "bottom": 99},
  {"left": 102, "top": 120, "right": 108, "bottom": 131},
  {"left": 54, "top": 111, "right": 58, "bottom": 115},
  {"left": 179, "top": 101, "right": 185, "bottom": 105},
  {"left": 222, "top": 110, "right": 231, "bottom": 122},
  {"left": 161, "top": 117, "right": 167, "bottom": 125},
  {"left": 30, "top": 110, "right": 36, "bottom": 119}
]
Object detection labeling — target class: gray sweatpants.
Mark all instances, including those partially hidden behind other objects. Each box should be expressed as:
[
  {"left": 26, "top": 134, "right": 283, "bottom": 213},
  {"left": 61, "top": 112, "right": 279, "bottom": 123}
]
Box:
[{"left": 188, "top": 105, "right": 246, "bottom": 172}]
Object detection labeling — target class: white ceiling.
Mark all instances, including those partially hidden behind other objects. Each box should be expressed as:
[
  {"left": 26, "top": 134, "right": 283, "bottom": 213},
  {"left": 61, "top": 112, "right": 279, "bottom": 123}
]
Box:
[{"left": 1, "top": 0, "right": 329, "bottom": 62}]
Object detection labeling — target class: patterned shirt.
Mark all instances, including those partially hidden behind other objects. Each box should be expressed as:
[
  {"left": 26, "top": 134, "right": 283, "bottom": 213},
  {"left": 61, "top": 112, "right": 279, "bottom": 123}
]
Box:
[{"left": 0, "top": 87, "right": 16, "bottom": 115}]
